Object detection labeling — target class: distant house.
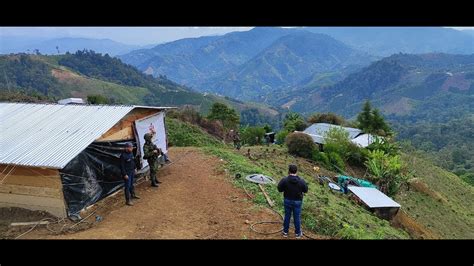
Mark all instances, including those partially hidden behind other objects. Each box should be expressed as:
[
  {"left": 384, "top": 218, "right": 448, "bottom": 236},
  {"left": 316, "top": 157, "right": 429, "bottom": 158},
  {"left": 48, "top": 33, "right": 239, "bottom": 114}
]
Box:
[
  {"left": 300, "top": 123, "right": 377, "bottom": 149},
  {"left": 57, "top": 98, "right": 85, "bottom": 105}
]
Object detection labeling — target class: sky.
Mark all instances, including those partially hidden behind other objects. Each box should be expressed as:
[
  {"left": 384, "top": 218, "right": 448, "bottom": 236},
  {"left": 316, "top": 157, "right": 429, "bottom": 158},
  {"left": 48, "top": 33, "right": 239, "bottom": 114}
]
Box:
[
  {"left": 0, "top": 26, "right": 472, "bottom": 46},
  {"left": 0, "top": 27, "right": 253, "bottom": 46}
]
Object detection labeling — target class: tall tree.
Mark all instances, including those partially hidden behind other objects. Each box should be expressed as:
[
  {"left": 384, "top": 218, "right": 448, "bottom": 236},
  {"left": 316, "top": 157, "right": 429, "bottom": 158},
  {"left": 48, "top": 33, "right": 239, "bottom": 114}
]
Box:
[
  {"left": 207, "top": 102, "right": 240, "bottom": 130},
  {"left": 357, "top": 100, "right": 373, "bottom": 132}
]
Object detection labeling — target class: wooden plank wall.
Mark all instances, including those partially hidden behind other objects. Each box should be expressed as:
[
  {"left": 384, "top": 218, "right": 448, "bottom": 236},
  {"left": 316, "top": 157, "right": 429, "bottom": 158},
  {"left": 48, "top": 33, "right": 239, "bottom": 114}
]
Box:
[
  {"left": 0, "top": 165, "right": 67, "bottom": 217},
  {"left": 98, "top": 109, "right": 160, "bottom": 141}
]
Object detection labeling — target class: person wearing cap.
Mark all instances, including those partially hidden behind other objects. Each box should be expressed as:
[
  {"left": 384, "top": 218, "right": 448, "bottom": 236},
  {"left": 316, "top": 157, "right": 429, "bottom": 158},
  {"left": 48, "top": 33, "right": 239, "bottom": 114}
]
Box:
[
  {"left": 143, "top": 132, "right": 162, "bottom": 187},
  {"left": 120, "top": 142, "right": 140, "bottom": 206}
]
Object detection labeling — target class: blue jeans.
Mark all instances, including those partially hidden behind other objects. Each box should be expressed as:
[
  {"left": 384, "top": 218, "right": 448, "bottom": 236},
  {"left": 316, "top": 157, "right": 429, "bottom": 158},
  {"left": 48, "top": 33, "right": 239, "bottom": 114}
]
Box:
[
  {"left": 124, "top": 170, "right": 135, "bottom": 201},
  {"left": 283, "top": 198, "right": 303, "bottom": 235}
]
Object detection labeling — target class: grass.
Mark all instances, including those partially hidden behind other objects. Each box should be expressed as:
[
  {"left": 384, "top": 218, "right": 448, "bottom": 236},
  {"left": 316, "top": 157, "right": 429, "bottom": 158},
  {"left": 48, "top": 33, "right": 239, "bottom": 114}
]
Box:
[
  {"left": 202, "top": 145, "right": 410, "bottom": 239},
  {"left": 396, "top": 153, "right": 474, "bottom": 239},
  {"left": 166, "top": 118, "right": 224, "bottom": 148},
  {"left": 164, "top": 118, "right": 472, "bottom": 239}
]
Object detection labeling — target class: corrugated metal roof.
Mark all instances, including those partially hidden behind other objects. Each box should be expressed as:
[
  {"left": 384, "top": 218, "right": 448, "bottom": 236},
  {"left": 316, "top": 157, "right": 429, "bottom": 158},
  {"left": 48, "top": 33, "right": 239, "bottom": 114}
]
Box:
[
  {"left": 348, "top": 186, "right": 401, "bottom": 208},
  {"left": 302, "top": 123, "right": 363, "bottom": 144},
  {"left": 0, "top": 103, "right": 169, "bottom": 169}
]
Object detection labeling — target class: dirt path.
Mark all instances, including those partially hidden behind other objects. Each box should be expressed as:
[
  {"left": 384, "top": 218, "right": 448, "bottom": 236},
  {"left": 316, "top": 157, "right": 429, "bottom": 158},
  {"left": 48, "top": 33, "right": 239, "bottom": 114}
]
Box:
[{"left": 20, "top": 147, "right": 291, "bottom": 239}]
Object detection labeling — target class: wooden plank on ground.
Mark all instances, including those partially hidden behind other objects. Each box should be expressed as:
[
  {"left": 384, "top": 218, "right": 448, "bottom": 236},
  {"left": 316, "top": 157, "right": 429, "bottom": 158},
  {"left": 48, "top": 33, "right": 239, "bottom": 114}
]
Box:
[{"left": 258, "top": 184, "right": 274, "bottom": 207}]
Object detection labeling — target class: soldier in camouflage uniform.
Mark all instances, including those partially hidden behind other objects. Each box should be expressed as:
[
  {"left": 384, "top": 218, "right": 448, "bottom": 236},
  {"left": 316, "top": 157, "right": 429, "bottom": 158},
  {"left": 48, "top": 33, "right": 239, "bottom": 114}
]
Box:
[{"left": 143, "top": 132, "right": 163, "bottom": 187}]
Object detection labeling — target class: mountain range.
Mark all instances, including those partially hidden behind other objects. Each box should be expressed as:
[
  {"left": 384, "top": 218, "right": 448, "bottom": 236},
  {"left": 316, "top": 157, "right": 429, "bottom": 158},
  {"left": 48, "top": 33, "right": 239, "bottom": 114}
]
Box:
[
  {"left": 119, "top": 27, "right": 474, "bottom": 102},
  {"left": 0, "top": 51, "right": 280, "bottom": 127},
  {"left": 0, "top": 36, "right": 151, "bottom": 56}
]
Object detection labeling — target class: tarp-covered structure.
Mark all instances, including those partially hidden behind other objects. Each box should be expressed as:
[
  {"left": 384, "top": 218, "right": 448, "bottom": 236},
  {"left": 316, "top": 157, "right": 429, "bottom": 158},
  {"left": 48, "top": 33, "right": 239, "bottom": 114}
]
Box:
[{"left": 0, "top": 103, "right": 173, "bottom": 218}]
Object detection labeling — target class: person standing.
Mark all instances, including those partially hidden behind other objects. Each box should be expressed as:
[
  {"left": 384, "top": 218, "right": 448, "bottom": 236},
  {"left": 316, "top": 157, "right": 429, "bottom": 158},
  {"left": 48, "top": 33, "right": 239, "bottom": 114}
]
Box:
[
  {"left": 277, "top": 164, "right": 308, "bottom": 238},
  {"left": 143, "top": 133, "right": 162, "bottom": 187},
  {"left": 121, "top": 142, "right": 140, "bottom": 206}
]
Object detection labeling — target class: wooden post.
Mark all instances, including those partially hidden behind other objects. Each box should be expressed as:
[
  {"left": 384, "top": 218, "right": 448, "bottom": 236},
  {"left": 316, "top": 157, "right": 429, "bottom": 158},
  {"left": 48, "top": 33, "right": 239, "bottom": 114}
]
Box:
[{"left": 258, "top": 184, "right": 274, "bottom": 207}]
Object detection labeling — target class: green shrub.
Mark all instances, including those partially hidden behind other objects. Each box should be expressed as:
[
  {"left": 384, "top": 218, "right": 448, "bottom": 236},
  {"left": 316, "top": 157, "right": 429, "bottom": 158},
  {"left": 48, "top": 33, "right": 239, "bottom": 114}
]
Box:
[
  {"left": 87, "top": 94, "right": 109, "bottom": 104},
  {"left": 312, "top": 150, "right": 330, "bottom": 168},
  {"left": 328, "top": 152, "right": 345, "bottom": 172},
  {"left": 276, "top": 130, "right": 290, "bottom": 145},
  {"left": 367, "top": 137, "right": 400, "bottom": 156},
  {"left": 240, "top": 126, "right": 266, "bottom": 146},
  {"left": 307, "top": 112, "right": 346, "bottom": 126},
  {"left": 365, "top": 149, "right": 406, "bottom": 196},
  {"left": 285, "top": 132, "right": 316, "bottom": 159},
  {"left": 283, "top": 112, "right": 307, "bottom": 132},
  {"left": 346, "top": 143, "right": 369, "bottom": 167}
]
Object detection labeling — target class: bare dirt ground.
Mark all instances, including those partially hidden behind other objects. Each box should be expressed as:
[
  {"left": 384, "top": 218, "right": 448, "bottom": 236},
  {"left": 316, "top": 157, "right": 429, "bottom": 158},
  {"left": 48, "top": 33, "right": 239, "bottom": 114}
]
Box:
[{"left": 5, "top": 147, "right": 311, "bottom": 239}]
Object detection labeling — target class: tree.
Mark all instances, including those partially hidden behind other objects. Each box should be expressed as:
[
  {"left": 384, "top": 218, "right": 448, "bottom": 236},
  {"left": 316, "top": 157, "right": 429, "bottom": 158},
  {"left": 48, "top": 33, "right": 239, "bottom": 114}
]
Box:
[
  {"left": 356, "top": 100, "right": 392, "bottom": 136},
  {"left": 372, "top": 109, "right": 391, "bottom": 136},
  {"left": 263, "top": 124, "right": 272, "bottom": 133},
  {"left": 240, "top": 126, "right": 266, "bottom": 146},
  {"left": 308, "top": 112, "right": 346, "bottom": 126},
  {"left": 283, "top": 112, "right": 307, "bottom": 132},
  {"left": 207, "top": 102, "right": 240, "bottom": 130},
  {"left": 357, "top": 100, "right": 373, "bottom": 132}
]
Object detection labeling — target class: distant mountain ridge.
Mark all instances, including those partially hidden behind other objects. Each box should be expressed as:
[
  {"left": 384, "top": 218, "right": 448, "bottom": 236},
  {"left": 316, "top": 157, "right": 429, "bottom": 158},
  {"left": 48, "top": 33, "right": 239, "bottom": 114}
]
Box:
[
  {"left": 0, "top": 52, "right": 281, "bottom": 127},
  {"left": 120, "top": 28, "right": 376, "bottom": 101},
  {"left": 304, "top": 27, "right": 474, "bottom": 56},
  {"left": 0, "top": 37, "right": 145, "bottom": 56},
  {"left": 119, "top": 27, "right": 296, "bottom": 86},
  {"left": 119, "top": 27, "right": 474, "bottom": 102}
]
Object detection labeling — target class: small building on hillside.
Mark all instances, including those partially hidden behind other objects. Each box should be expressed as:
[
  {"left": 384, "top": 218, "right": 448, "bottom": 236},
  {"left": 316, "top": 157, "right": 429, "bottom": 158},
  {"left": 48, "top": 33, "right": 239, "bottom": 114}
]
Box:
[
  {"left": 0, "top": 102, "right": 173, "bottom": 219},
  {"left": 57, "top": 98, "right": 85, "bottom": 105},
  {"left": 347, "top": 186, "right": 401, "bottom": 220},
  {"left": 301, "top": 123, "right": 377, "bottom": 150}
]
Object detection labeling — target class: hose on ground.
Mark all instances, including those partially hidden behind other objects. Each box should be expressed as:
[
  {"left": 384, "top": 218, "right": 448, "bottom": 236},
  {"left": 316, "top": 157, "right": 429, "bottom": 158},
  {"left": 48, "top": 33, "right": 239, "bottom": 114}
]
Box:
[{"left": 243, "top": 182, "right": 317, "bottom": 239}]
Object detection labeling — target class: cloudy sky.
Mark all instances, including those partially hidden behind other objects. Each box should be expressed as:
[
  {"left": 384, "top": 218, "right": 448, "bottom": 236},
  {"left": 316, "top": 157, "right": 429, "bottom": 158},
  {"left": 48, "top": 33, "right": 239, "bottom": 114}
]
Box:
[
  {"left": 0, "top": 27, "right": 253, "bottom": 46},
  {"left": 0, "top": 26, "right": 472, "bottom": 46}
]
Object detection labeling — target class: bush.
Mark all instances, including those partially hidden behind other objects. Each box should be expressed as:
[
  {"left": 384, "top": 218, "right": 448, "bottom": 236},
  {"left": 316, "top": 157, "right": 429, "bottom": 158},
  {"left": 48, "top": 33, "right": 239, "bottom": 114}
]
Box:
[
  {"left": 87, "top": 94, "right": 109, "bottom": 104},
  {"left": 346, "top": 143, "right": 369, "bottom": 167},
  {"left": 307, "top": 112, "right": 346, "bottom": 126},
  {"left": 169, "top": 106, "right": 226, "bottom": 140},
  {"left": 328, "top": 152, "right": 345, "bottom": 172},
  {"left": 364, "top": 149, "right": 406, "bottom": 196},
  {"left": 276, "top": 130, "right": 290, "bottom": 145},
  {"left": 322, "top": 127, "right": 369, "bottom": 167},
  {"left": 240, "top": 126, "right": 266, "bottom": 146},
  {"left": 367, "top": 137, "right": 400, "bottom": 156},
  {"left": 312, "top": 150, "right": 330, "bottom": 168},
  {"left": 283, "top": 112, "right": 307, "bottom": 132},
  {"left": 285, "top": 132, "right": 316, "bottom": 159},
  {"left": 207, "top": 102, "right": 240, "bottom": 130}
]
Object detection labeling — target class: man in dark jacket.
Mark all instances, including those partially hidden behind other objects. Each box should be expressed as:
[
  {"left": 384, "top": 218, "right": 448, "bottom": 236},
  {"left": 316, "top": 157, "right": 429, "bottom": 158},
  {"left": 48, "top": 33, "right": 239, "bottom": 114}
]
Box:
[
  {"left": 121, "top": 142, "right": 140, "bottom": 206},
  {"left": 277, "top": 164, "right": 308, "bottom": 238}
]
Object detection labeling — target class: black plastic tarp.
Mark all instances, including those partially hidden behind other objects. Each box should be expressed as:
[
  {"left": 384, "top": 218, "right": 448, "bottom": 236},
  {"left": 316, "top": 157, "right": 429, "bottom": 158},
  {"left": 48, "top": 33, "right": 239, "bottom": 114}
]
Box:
[{"left": 59, "top": 140, "right": 141, "bottom": 218}]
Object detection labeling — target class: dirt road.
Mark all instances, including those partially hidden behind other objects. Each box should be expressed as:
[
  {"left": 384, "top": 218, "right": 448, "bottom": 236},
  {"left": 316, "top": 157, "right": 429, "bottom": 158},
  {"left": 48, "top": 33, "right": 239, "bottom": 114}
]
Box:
[{"left": 18, "top": 147, "right": 290, "bottom": 239}]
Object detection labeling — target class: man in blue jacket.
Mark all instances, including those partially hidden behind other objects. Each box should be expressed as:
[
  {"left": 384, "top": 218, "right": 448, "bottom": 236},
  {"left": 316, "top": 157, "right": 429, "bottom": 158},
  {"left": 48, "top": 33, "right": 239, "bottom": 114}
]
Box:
[
  {"left": 277, "top": 164, "right": 308, "bottom": 238},
  {"left": 121, "top": 142, "right": 140, "bottom": 206}
]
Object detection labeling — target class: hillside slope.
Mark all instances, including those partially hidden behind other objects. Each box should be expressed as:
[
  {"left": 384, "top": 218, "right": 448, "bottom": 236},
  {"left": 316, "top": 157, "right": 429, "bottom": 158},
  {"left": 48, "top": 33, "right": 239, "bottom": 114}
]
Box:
[
  {"left": 201, "top": 31, "right": 373, "bottom": 101},
  {"left": 397, "top": 153, "right": 474, "bottom": 239},
  {"left": 0, "top": 52, "right": 281, "bottom": 126},
  {"left": 119, "top": 27, "right": 295, "bottom": 85},
  {"left": 278, "top": 53, "right": 474, "bottom": 177}
]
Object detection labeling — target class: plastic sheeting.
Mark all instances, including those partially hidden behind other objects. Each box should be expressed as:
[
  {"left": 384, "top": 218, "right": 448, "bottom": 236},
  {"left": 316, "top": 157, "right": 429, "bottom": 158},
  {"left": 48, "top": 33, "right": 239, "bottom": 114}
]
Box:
[{"left": 59, "top": 140, "right": 139, "bottom": 217}]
